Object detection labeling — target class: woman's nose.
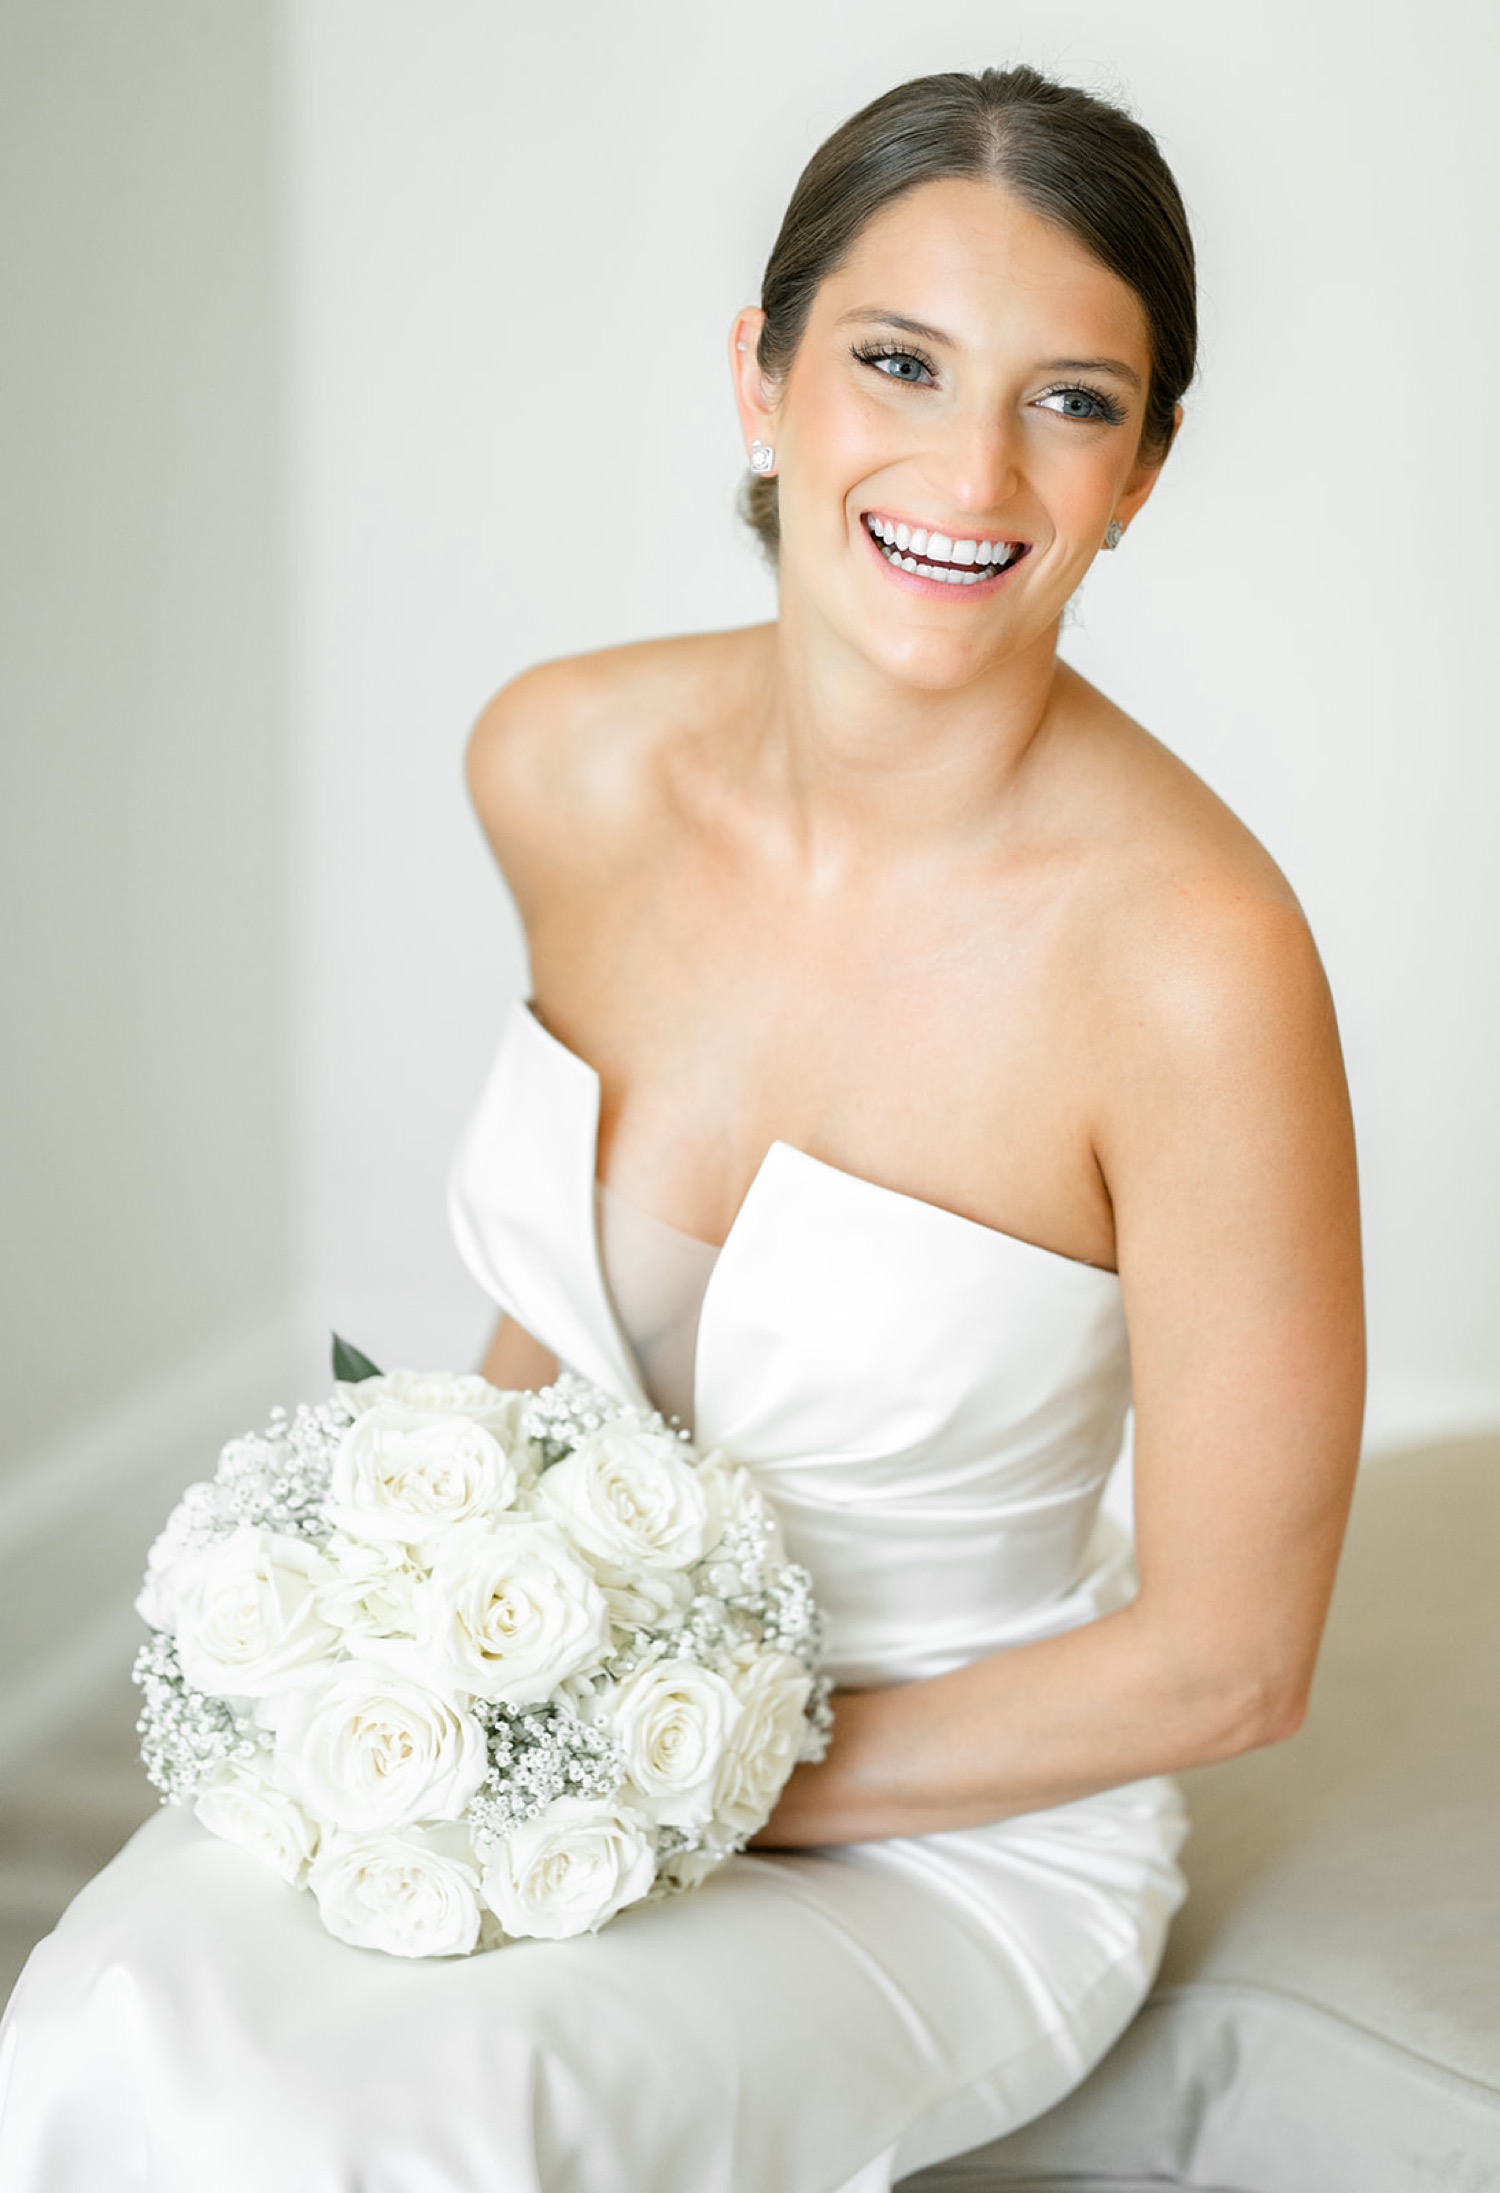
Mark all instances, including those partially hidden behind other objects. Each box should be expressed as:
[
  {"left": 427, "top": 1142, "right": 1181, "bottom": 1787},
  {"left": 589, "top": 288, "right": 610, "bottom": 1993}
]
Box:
[{"left": 922, "top": 404, "right": 1021, "bottom": 517}]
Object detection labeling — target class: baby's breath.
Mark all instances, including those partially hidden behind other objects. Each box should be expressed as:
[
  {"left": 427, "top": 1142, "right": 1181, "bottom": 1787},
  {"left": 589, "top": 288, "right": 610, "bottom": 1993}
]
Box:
[
  {"left": 132, "top": 1632, "right": 266, "bottom": 1803},
  {"left": 211, "top": 1401, "right": 347, "bottom": 1540},
  {"left": 760, "top": 1562, "right": 826, "bottom": 1671},
  {"left": 154, "top": 1402, "right": 349, "bottom": 1560},
  {"left": 521, "top": 1373, "right": 685, "bottom": 1470},
  {"left": 466, "top": 1699, "right": 624, "bottom": 1848}
]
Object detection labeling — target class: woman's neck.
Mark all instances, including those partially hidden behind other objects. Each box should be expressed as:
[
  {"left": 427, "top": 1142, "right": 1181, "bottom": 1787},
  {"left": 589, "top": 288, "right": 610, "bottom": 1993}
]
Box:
[{"left": 739, "top": 594, "right": 1068, "bottom": 873}]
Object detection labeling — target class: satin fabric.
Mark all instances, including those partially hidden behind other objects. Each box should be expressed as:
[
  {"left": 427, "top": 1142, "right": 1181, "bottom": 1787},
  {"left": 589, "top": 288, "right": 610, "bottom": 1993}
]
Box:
[{"left": 0, "top": 998, "right": 1187, "bottom": 2192}]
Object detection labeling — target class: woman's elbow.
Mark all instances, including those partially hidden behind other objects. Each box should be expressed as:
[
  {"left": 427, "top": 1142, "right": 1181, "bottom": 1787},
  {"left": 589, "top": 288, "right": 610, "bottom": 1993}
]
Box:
[
  {"left": 1139, "top": 1611, "right": 1313, "bottom": 1764},
  {"left": 1194, "top": 1659, "right": 1311, "bottom": 1762}
]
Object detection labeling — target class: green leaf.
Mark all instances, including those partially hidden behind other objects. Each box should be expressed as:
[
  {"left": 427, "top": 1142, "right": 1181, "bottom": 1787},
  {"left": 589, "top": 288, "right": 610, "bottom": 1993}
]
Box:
[{"left": 331, "top": 1333, "right": 383, "bottom": 1383}]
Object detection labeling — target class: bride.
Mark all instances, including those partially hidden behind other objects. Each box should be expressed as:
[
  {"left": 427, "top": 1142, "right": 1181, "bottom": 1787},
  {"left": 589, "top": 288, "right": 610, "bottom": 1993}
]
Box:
[{"left": 0, "top": 64, "right": 1364, "bottom": 2192}]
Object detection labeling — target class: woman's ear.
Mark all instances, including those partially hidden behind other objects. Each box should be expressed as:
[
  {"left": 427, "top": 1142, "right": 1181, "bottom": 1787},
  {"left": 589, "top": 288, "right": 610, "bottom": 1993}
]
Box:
[{"left": 728, "top": 307, "right": 777, "bottom": 455}]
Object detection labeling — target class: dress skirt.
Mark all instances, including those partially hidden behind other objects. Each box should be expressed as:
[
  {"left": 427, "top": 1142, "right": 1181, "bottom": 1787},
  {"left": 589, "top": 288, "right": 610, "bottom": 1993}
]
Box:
[{"left": 0, "top": 1776, "right": 1185, "bottom": 2192}]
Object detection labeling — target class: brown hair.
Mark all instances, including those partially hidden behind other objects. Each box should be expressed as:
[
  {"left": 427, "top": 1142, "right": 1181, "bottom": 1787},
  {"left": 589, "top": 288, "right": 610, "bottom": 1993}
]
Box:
[{"left": 740, "top": 65, "right": 1197, "bottom": 564}]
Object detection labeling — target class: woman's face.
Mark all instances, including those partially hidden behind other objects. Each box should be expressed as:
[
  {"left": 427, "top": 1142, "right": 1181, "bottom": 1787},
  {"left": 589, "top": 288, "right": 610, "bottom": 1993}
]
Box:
[{"left": 733, "top": 176, "right": 1172, "bottom": 692}]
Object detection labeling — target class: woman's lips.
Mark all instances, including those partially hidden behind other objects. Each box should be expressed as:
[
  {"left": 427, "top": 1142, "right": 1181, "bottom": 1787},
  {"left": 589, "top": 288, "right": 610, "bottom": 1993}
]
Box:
[{"left": 861, "top": 512, "right": 1030, "bottom": 597}]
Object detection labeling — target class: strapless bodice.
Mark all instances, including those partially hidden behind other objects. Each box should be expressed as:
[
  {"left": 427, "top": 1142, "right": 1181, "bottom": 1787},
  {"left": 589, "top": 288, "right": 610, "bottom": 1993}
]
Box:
[{"left": 449, "top": 1000, "right": 1136, "bottom": 1689}]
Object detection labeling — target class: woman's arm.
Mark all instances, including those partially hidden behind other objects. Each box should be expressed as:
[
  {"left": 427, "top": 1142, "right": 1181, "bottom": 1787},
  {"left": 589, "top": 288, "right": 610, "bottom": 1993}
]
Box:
[
  {"left": 478, "top": 1315, "right": 559, "bottom": 1393},
  {"left": 757, "top": 888, "right": 1364, "bottom": 1846}
]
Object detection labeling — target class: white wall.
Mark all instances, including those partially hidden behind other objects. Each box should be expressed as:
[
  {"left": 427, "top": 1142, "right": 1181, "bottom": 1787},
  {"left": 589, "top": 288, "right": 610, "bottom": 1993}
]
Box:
[
  {"left": 279, "top": 0, "right": 1500, "bottom": 1450},
  {"left": 0, "top": 0, "right": 293, "bottom": 1478}
]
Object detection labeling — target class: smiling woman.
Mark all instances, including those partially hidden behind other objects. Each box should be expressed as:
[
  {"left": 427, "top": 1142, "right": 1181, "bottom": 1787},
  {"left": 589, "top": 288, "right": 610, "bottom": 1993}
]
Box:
[
  {"left": 740, "top": 66, "right": 1194, "bottom": 579},
  {"left": 742, "top": 176, "right": 1166, "bottom": 668},
  {"left": 0, "top": 61, "right": 1364, "bottom": 2193}
]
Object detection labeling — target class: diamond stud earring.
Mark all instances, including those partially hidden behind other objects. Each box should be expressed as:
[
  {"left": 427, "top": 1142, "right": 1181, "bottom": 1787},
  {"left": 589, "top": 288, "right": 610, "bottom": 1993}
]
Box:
[
  {"left": 1104, "top": 520, "right": 1125, "bottom": 551},
  {"left": 749, "top": 440, "right": 775, "bottom": 475}
]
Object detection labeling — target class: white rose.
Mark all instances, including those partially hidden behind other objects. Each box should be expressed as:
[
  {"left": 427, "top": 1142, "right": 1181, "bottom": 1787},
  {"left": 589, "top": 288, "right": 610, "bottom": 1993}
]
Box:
[
  {"left": 481, "top": 1798, "right": 655, "bottom": 1940},
  {"left": 596, "top": 1564, "right": 694, "bottom": 1634},
  {"left": 326, "top": 1404, "right": 521, "bottom": 1549},
  {"left": 536, "top": 1425, "right": 712, "bottom": 1572},
  {"left": 711, "top": 1652, "right": 813, "bottom": 1843},
  {"left": 170, "top": 1526, "right": 339, "bottom": 1698},
  {"left": 134, "top": 1480, "right": 228, "bottom": 1630},
  {"left": 309, "top": 1827, "right": 482, "bottom": 1958},
  {"left": 317, "top": 1533, "right": 421, "bottom": 1643},
  {"left": 338, "top": 1371, "right": 533, "bottom": 1456},
  {"left": 695, "top": 1455, "right": 786, "bottom": 1566},
  {"left": 654, "top": 1843, "right": 726, "bottom": 1895},
  {"left": 266, "top": 1668, "right": 486, "bottom": 1833},
  {"left": 417, "top": 1518, "right": 611, "bottom": 1705},
  {"left": 194, "top": 1764, "right": 319, "bottom": 1885},
  {"left": 606, "top": 1659, "right": 741, "bottom": 1829}
]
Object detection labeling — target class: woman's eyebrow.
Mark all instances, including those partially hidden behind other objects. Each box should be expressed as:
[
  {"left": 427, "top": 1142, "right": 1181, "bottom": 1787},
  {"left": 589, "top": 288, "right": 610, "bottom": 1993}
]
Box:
[
  {"left": 835, "top": 308, "right": 955, "bottom": 345},
  {"left": 1044, "top": 356, "right": 1143, "bottom": 390}
]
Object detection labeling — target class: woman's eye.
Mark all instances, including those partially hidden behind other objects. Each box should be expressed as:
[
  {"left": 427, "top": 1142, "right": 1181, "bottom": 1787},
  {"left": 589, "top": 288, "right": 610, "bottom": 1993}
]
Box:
[
  {"left": 852, "top": 344, "right": 936, "bottom": 386},
  {"left": 1035, "top": 385, "right": 1124, "bottom": 425}
]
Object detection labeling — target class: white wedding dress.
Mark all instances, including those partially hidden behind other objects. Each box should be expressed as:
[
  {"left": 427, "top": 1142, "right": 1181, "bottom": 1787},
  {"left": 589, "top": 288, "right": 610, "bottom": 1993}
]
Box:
[{"left": 0, "top": 998, "right": 1187, "bottom": 2192}]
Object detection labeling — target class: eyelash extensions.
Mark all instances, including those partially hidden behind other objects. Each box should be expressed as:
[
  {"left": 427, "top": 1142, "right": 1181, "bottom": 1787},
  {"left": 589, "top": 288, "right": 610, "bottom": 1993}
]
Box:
[
  {"left": 1034, "top": 383, "right": 1128, "bottom": 427},
  {"left": 849, "top": 342, "right": 1127, "bottom": 427},
  {"left": 850, "top": 338, "right": 942, "bottom": 381}
]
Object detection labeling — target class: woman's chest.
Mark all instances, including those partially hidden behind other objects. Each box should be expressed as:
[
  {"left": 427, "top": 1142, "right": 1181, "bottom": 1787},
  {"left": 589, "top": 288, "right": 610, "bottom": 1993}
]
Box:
[{"left": 527, "top": 865, "right": 1119, "bottom": 1272}]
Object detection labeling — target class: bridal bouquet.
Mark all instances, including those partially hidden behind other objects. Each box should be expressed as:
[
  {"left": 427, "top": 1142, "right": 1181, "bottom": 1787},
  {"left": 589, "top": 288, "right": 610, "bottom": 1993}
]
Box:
[{"left": 133, "top": 1344, "right": 830, "bottom": 1958}]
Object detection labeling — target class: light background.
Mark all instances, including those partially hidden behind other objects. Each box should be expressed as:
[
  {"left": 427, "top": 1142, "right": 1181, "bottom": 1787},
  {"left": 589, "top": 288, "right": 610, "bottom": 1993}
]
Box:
[
  {"left": 4, "top": 0, "right": 1498, "bottom": 1553},
  {"left": 284, "top": 0, "right": 1500, "bottom": 1440}
]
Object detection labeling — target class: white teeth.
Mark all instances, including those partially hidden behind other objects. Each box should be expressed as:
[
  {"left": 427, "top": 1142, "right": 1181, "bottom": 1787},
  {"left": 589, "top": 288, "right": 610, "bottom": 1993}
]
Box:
[
  {"left": 869, "top": 518, "right": 1025, "bottom": 584},
  {"left": 867, "top": 516, "right": 1027, "bottom": 570}
]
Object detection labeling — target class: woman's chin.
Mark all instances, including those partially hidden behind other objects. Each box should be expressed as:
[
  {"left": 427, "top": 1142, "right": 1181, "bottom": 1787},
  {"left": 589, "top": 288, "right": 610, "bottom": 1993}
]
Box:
[
  {"left": 778, "top": 550, "right": 1064, "bottom": 694},
  {"left": 845, "top": 603, "right": 1055, "bottom": 694}
]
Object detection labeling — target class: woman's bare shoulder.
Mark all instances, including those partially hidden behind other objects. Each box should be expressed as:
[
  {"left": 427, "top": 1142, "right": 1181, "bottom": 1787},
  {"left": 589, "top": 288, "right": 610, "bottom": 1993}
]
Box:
[
  {"left": 1054, "top": 668, "right": 1339, "bottom": 1136},
  {"left": 1057, "top": 664, "right": 1309, "bottom": 940},
  {"left": 466, "top": 626, "right": 768, "bottom": 893}
]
